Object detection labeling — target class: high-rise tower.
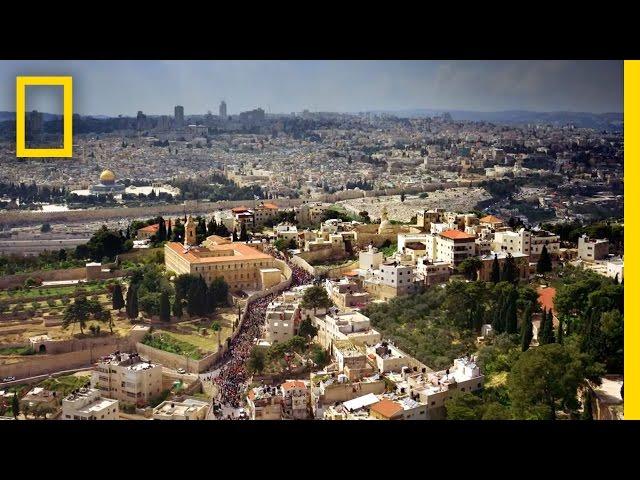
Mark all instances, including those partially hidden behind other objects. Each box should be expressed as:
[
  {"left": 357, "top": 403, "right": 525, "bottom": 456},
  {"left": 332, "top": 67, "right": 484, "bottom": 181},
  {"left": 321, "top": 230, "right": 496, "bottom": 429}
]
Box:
[{"left": 174, "top": 105, "right": 184, "bottom": 129}]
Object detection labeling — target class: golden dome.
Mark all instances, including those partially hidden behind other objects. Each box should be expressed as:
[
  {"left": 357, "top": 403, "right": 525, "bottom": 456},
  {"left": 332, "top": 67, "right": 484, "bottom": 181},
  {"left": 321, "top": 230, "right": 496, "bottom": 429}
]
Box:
[{"left": 100, "top": 169, "right": 116, "bottom": 183}]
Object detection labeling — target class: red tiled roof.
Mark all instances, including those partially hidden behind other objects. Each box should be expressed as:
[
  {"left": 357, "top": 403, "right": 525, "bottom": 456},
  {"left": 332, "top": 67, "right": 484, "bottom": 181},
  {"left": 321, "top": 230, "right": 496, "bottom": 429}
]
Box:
[
  {"left": 479, "top": 215, "right": 504, "bottom": 224},
  {"left": 370, "top": 399, "right": 403, "bottom": 419},
  {"left": 440, "top": 229, "right": 475, "bottom": 240},
  {"left": 259, "top": 203, "right": 279, "bottom": 210},
  {"left": 537, "top": 286, "right": 556, "bottom": 313},
  {"left": 231, "top": 206, "right": 250, "bottom": 213},
  {"left": 138, "top": 224, "right": 159, "bottom": 233},
  {"left": 281, "top": 380, "right": 307, "bottom": 390},
  {"left": 165, "top": 241, "right": 273, "bottom": 264}
]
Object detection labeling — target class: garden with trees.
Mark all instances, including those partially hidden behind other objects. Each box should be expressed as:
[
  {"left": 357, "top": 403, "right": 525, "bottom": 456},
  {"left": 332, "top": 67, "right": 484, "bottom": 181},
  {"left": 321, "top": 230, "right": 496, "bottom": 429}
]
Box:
[{"left": 365, "top": 265, "right": 622, "bottom": 420}]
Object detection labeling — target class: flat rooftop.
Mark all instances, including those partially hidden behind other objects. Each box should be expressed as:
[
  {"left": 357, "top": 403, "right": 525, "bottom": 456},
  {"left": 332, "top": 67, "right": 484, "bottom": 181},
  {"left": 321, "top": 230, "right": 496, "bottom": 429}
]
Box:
[
  {"left": 77, "top": 398, "right": 117, "bottom": 414},
  {"left": 154, "top": 399, "right": 208, "bottom": 417},
  {"left": 98, "top": 352, "right": 158, "bottom": 370}
]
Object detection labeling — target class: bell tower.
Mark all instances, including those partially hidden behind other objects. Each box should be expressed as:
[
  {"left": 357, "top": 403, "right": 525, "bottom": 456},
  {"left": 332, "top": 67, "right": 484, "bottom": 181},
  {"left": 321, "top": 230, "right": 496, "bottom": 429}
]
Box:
[{"left": 184, "top": 215, "right": 197, "bottom": 247}]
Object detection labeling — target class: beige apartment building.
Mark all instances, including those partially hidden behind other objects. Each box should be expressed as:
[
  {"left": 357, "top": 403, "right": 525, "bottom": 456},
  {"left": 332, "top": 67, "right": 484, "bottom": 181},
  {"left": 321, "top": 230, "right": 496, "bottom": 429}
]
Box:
[
  {"left": 492, "top": 228, "right": 560, "bottom": 259},
  {"left": 314, "top": 311, "right": 381, "bottom": 352},
  {"left": 280, "top": 380, "right": 311, "bottom": 419},
  {"left": 578, "top": 234, "right": 610, "bottom": 261},
  {"left": 91, "top": 352, "right": 163, "bottom": 406},
  {"left": 264, "top": 298, "right": 300, "bottom": 344},
  {"left": 311, "top": 373, "right": 385, "bottom": 418},
  {"left": 362, "top": 261, "right": 420, "bottom": 300},
  {"left": 297, "top": 202, "right": 331, "bottom": 226},
  {"left": 431, "top": 229, "right": 477, "bottom": 266},
  {"left": 62, "top": 388, "right": 119, "bottom": 420},
  {"left": 325, "top": 277, "right": 370, "bottom": 309},
  {"left": 230, "top": 202, "right": 280, "bottom": 230}
]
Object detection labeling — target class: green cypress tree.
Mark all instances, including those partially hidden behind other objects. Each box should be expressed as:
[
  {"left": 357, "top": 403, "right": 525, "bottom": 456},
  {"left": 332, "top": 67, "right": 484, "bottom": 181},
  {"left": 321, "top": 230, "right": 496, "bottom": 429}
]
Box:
[
  {"left": 501, "top": 253, "right": 518, "bottom": 284},
  {"left": 240, "top": 222, "right": 248, "bottom": 242},
  {"left": 159, "top": 291, "right": 170, "bottom": 322},
  {"left": 217, "top": 222, "right": 230, "bottom": 237},
  {"left": 12, "top": 392, "right": 20, "bottom": 419},
  {"left": 536, "top": 245, "right": 552, "bottom": 274},
  {"left": 112, "top": 283, "right": 125, "bottom": 311},
  {"left": 538, "top": 307, "right": 547, "bottom": 344},
  {"left": 582, "top": 388, "right": 594, "bottom": 420},
  {"left": 546, "top": 309, "right": 556, "bottom": 344},
  {"left": 490, "top": 254, "right": 500, "bottom": 283},
  {"left": 493, "top": 294, "right": 505, "bottom": 334},
  {"left": 207, "top": 218, "right": 217, "bottom": 236},
  {"left": 158, "top": 218, "right": 167, "bottom": 241},
  {"left": 172, "top": 295, "right": 183, "bottom": 319},
  {"left": 472, "top": 304, "right": 484, "bottom": 332},
  {"left": 126, "top": 284, "right": 139, "bottom": 320},
  {"left": 557, "top": 316, "right": 564, "bottom": 345},
  {"left": 540, "top": 308, "right": 556, "bottom": 345},
  {"left": 505, "top": 288, "right": 518, "bottom": 334},
  {"left": 520, "top": 303, "right": 533, "bottom": 351}
]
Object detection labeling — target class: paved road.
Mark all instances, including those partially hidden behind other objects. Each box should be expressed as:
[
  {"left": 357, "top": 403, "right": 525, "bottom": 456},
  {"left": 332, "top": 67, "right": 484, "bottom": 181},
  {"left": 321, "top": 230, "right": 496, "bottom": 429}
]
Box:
[{"left": 0, "top": 365, "right": 94, "bottom": 389}]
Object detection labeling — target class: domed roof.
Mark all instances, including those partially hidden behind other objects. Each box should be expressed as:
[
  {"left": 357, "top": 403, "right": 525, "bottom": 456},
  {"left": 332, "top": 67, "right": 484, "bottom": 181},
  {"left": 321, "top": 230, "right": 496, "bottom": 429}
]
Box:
[{"left": 100, "top": 169, "right": 116, "bottom": 183}]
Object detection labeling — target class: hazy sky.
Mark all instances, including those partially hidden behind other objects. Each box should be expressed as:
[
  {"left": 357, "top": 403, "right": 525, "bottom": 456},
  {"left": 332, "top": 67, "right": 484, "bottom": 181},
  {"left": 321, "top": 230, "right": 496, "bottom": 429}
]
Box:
[{"left": 0, "top": 60, "right": 623, "bottom": 116}]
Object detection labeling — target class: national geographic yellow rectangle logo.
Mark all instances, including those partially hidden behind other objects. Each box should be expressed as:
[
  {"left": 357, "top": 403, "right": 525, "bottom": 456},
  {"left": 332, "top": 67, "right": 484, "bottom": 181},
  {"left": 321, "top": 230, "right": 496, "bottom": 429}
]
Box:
[{"left": 15, "top": 76, "right": 73, "bottom": 157}]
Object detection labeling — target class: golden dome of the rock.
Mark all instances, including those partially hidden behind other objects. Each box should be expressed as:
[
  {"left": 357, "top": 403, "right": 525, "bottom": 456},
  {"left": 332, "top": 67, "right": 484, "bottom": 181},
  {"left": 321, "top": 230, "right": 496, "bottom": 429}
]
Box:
[{"left": 99, "top": 169, "right": 116, "bottom": 184}]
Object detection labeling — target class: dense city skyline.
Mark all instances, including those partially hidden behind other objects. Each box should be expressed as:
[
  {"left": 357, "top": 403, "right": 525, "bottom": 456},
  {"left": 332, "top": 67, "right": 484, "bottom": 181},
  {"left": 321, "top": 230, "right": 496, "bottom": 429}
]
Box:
[{"left": 0, "top": 60, "right": 623, "bottom": 116}]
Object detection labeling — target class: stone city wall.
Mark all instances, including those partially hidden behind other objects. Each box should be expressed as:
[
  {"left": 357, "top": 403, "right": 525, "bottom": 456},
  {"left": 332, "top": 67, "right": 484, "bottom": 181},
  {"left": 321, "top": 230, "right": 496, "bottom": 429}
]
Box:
[
  {"left": 0, "top": 339, "right": 132, "bottom": 380},
  {"left": 0, "top": 267, "right": 87, "bottom": 290}
]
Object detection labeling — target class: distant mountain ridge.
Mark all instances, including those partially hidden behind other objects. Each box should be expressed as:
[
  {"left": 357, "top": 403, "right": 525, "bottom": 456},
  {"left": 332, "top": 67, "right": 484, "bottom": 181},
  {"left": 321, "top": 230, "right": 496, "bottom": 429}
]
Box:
[
  {"left": 0, "top": 111, "right": 61, "bottom": 121},
  {"left": 367, "top": 108, "right": 623, "bottom": 130},
  {"left": 0, "top": 109, "right": 624, "bottom": 130}
]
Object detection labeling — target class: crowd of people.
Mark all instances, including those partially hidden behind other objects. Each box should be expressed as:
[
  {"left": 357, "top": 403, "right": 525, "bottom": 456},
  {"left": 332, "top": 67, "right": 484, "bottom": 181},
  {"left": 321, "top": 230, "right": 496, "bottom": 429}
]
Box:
[{"left": 211, "top": 258, "right": 314, "bottom": 415}]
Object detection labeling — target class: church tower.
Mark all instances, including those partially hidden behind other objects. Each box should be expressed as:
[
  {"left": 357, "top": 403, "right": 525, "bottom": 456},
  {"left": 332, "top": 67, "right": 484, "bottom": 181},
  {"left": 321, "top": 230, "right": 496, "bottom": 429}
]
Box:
[{"left": 184, "top": 215, "right": 197, "bottom": 247}]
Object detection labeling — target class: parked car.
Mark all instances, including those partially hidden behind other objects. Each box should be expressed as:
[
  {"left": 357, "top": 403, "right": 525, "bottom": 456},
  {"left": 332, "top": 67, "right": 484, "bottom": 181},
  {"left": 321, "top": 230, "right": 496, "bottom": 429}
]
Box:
[
  {"left": 176, "top": 368, "right": 186, "bottom": 374},
  {"left": 2, "top": 376, "right": 16, "bottom": 382}
]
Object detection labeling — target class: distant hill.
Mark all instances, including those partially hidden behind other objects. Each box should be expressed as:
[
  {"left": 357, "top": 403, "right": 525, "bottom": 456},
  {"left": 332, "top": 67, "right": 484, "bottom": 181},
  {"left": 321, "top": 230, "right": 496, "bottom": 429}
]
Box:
[
  {"left": 368, "top": 108, "right": 623, "bottom": 130},
  {"left": 0, "top": 111, "right": 62, "bottom": 122}
]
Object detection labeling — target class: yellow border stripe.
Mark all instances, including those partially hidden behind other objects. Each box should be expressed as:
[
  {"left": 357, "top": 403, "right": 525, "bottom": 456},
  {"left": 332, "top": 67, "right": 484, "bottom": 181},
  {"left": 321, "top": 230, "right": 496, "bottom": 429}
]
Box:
[
  {"left": 624, "top": 60, "right": 637, "bottom": 420},
  {"left": 15, "top": 76, "right": 73, "bottom": 158}
]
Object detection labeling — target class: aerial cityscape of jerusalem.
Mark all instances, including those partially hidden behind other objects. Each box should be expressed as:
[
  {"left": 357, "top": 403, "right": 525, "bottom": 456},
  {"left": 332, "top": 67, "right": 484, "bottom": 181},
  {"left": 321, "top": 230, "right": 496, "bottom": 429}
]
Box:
[{"left": 0, "top": 60, "right": 624, "bottom": 421}]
